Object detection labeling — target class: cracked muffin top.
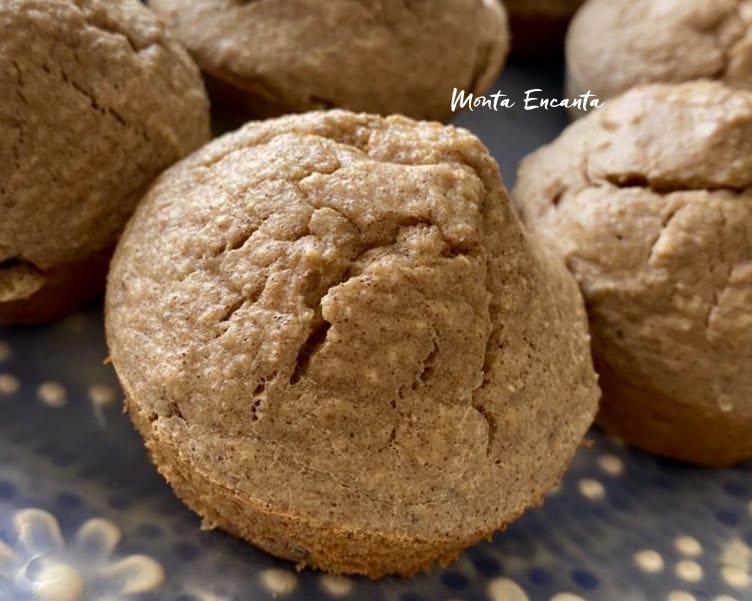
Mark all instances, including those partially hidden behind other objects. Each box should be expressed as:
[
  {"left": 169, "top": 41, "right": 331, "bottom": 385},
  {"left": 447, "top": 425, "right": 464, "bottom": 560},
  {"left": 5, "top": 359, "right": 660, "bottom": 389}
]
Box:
[
  {"left": 148, "top": 0, "right": 509, "bottom": 121},
  {"left": 106, "top": 110, "right": 598, "bottom": 545},
  {"left": 514, "top": 80, "right": 752, "bottom": 419},
  {"left": 0, "top": 0, "right": 209, "bottom": 302},
  {"left": 567, "top": 0, "right": 752, "bottom": 101}
]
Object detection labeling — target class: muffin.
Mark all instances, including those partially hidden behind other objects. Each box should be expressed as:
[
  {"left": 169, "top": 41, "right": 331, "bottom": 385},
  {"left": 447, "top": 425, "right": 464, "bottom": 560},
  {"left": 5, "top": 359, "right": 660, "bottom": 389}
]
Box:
[
  {"left": 0, "top": 0, "right": 210, "bottom": 325},
  {"left": 567, "top": 0, "right": 752, "bottom": 106},
  {"left": 506, "top": 0, "right": 584, "bottom": 56},
  {"left": 106, "top": 110, "right": 599, "bottom": 577},
  {"left": 514, "top": 81, "right": 752, "bottom": 467},
  {"left": 147, "top": 0, "right": 509, "bottom": 121}
]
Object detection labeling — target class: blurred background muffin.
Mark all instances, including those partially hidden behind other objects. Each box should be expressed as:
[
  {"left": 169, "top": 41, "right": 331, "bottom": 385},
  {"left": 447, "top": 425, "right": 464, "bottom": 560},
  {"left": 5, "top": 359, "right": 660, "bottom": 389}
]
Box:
[
  {"left": 0, "top": 0, "right": 210, "bottom": 325},
  {"left": 567, "top": 0, "right": 752, "bottom": 105},
  {"left": 148, "top": 0, "right": 510, "bottom": 121},
  {"left": 514, "top": 80, "right": 752, "bottom": 467}
]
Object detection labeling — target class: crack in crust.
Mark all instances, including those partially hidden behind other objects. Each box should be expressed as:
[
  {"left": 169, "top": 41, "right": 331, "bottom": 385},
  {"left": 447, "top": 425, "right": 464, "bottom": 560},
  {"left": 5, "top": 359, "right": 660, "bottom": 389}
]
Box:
[
  {"left": 120, "top": 114, "right": 497, "bottom": 412},
  {"left": 603, "top": 172, "right": 747, "bottom": 195},
  {"left": 180, "top": 115, "right": 494, "bottom": 393},
  {"left": 74, "top": 0, "right": 161, "bottom": 54},
  {"left": 196, "top": 123, "right": 499, "bottom": 451}
]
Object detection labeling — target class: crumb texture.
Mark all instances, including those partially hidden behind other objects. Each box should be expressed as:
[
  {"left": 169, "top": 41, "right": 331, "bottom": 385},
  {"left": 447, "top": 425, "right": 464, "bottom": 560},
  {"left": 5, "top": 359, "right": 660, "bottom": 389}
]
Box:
[
  {"left": 514, "top": 81, "right": 752, "bottom": 423},
  {"left": 148, "top": 0, "right": 509, "bottom": 120},
  {"left": 0, "top": 0, "right": 210, "bottom": 299},
  {"left": 567, "top": 0, "right": 752, "bottom": 100},
  {"left": 106, "top": 111, "right": 598, "bottom": 575}
]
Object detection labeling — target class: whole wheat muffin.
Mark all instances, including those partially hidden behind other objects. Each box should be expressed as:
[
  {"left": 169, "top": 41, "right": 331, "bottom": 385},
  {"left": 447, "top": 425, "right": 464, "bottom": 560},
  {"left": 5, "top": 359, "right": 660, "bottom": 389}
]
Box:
[
  {"left": 506, "top": 0, "right": 584, "bottom": 56},
  {"left": 148, "top": 0, "right": 509, "bottom": 121},
  {"left": 514, "top": 81, "right": 752, "bottom": 467},
  {"left": 106, "top": 110, "right": 598, "bottom": 577},
  {"left": 567, "top": 0, "right": 752, "bottom": 107},
  {"left": 0, "top": 0, "right": 210, "bottom": 325}
]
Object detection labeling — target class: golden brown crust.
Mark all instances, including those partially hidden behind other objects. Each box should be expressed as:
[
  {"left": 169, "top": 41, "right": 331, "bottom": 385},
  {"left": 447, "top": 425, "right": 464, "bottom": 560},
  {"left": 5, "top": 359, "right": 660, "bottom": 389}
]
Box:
[
  {"left": 149, "top": 0, "right": 509, "bottom": 121},
  {"left": 596, "top": 359, "right": 752, "bottom": 468},
  {"left": 0, "top": 248, "right": 111, "bottom": 326}
]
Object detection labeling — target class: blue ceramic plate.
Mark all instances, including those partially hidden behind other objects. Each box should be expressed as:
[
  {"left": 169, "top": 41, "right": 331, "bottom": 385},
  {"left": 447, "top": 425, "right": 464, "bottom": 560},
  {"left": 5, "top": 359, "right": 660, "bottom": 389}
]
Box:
[{"left": 1, "top": 61, "right": 750, "bottom": 601}]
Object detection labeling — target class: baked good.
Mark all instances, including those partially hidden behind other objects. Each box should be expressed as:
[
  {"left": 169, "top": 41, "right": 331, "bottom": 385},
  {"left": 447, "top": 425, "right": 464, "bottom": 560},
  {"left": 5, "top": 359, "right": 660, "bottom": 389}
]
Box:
[
  {"left": 513, "top": 81, "right": 752, "bottom": 467},
  {"left": 566, "top": 0, "right": 752, "bottom": 106},
  {"left": 147, "top": 0, "right": 510, "bottom": 121},
  {"left": 106, "top": 110, "right": 599, "bottom": 577},
  {"left": 506, "top": 0, "right": 584, "bottom": 56},
  {"left": 0, "top": 0, "right": 210, "bottom": 325}
]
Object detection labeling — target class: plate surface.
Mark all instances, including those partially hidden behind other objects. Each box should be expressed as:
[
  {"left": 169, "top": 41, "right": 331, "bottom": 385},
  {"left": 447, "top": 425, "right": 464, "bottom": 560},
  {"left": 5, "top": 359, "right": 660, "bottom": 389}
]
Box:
[{"left": 1, "top": 60, "right": 751, "bottom": 601}]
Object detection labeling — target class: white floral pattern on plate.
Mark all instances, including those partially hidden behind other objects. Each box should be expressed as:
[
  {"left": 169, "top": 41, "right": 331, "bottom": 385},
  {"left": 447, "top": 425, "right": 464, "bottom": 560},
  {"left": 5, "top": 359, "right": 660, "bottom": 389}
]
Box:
[{"left": 0, "top": 508, "right": 163, "bottom": 601}]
